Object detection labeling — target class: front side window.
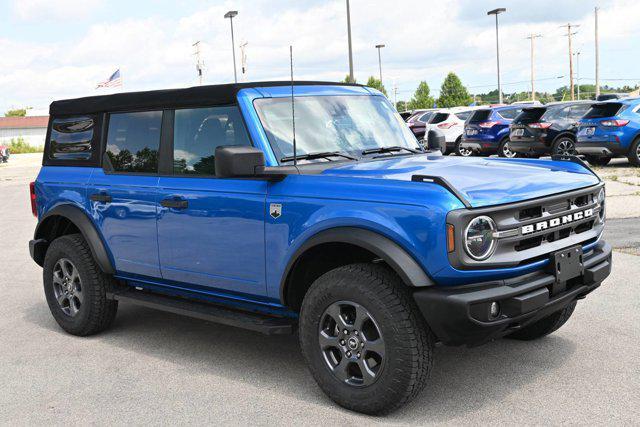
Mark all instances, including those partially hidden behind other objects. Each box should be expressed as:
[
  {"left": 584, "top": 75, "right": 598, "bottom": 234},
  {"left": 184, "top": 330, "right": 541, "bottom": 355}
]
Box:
[
  {"left": 254, "top": 95, "right": 419, "bottom": 161},
  {"left": 105, "top": 111, "right": 162, "bottom": 173},
  {"left": 49, "top": 116, "right": 95, "bottom": 161},
  {"left": 173, "top": 106, "right": 251, "bottom": 175}
]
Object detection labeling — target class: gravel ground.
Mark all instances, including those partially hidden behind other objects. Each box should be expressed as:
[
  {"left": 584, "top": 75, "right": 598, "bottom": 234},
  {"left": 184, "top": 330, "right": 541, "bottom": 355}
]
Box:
[{"left": 1, "top": 154, "right": 639, "bottom": 425}]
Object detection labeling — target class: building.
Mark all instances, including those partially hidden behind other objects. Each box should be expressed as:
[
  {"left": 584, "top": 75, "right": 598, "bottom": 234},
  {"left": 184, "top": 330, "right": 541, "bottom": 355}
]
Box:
[{"left": 0, "top": 116, "right": 49, "bottom": 147}]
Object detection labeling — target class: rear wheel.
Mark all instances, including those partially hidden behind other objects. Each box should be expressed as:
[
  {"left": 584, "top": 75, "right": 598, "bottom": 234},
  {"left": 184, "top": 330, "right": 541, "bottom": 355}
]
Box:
[
  {"left": 584, "top": 155, "right": 612, "bottom": 166},
  {"left": 43, "top": 234, "right": 118, "bottom": 336},
  {"left": 627, "top": 138, "right": 640, "bottom": 166},
  {"left": 551, "top": 137, "right": 576, "bottom": 156},
  {"left": 455, "top": 138, "right": 473, "bottom": 157},
  {"left": 507, "top": 302, "right": 576, "bottom": 341},
  {"left": 299, "top": 263, "right": 434, "bottom": 415},
  {"left": 498, "top": 138, "right": 517, "bottom": 158}
]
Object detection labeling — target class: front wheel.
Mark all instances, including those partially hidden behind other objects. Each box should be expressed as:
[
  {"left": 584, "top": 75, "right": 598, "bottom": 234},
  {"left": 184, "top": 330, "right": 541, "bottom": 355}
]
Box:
[
  {"left": 552, "top": 137, "right": 576, "bottom": 156},
  {"left": 507, "top": 302, "right": 576, "bottom": 341},
  {"left": 299, "top": 263, "right": 434, "bottom": 415},
  {"left": 498, "top": 139, "right": 518, "bottom": 158}
]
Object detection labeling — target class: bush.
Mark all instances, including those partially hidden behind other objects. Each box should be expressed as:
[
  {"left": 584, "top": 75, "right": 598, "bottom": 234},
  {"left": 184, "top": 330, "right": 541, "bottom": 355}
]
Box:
[{"left": 7, "top": 137, "right": 43, "bottom": 154}]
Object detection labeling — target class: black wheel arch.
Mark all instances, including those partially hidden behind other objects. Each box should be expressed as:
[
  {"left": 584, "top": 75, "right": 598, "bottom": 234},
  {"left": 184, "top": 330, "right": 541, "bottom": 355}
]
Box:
[
  {"left": 280, "top": 227, "right": 434, "bottom": 309},
  {"left": 552, "top": 132, "right": 576, "bottom": 145},
  {"left": 32, "top": 204, "right": 114, "bottom": 274}
]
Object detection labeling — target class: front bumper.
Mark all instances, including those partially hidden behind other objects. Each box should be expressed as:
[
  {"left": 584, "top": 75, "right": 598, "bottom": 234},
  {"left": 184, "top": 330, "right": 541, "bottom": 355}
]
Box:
[{"left": 413, "top": 240, "right": 612, "bottom": 347}]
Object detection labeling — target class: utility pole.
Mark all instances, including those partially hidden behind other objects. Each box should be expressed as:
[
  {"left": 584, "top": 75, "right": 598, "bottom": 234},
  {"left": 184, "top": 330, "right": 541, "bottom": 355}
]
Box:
[
  {"left": 561, "top": 23, "right": 579, "bottom": 101},
  {"left": 487, "top": 8, "right": 507, "bottom": 104},
  {"left": 375, "top": 44, "right": 385, "bottom": 83},
  {"left": 595, "top": 7, "right": 600, "bottom": 98},
  {"left": 346, "top": 0, "right": 354, "bottom": 82},
  {"left": 526, "top": 34, "right": 542, "bottom": 101},
  {"left": 224, "top": 11, "right": 239, "bottom": 83},
  {"left": 574, "top": 51, "right": 581, "bottom": 99},
  {"left": 192, "top": 41, "right": 204, "bottom": 85},
  {"left": 393, "top": 79, "right": 398, "bottom": 108}
]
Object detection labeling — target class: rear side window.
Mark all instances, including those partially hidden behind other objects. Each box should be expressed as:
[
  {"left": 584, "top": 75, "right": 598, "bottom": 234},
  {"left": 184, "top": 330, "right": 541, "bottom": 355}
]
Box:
[
  {"left": 48, "top": 116, "right": 96, "bottom": 162},
  {"left": 584, "top": 103, "right": 624, "bottom": 119},
  {"left": 105, "top": 111, "right": 162, "bottom": 173},
  {"left": 568, "top": 104, "right": 590, "bottom": 120},
  {"left": 468, "top": 110, "right": 491, "bottom": 122},
  {"left": 173, "top": 106, "right": 251, "bottom": 175},
  {"left": 498, "top": 108, "right": 521, "bottom": 120},
  {"left": 417, "top": 112, "right": 433, "bottom": 123},
  {"left": 542, "top": 106, "right": 569, "bottom": 121},
  {"left": 454, "top": 111, "right": 472, "bottom": 121},
  {"left": 430, "top": 113, "right": 449, "bottom": 124}
]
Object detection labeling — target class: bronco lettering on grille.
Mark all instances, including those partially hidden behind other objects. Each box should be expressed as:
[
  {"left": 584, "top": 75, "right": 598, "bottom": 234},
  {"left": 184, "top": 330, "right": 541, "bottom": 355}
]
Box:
[{"left": 521, "top": 208, "right": 594, "bottom": 235}]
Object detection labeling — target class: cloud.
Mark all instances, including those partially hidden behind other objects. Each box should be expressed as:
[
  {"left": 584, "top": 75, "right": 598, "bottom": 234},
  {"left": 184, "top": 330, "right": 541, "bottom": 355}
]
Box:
[{"left": 12, "top": 0, "right": 105, "bottom": 21}]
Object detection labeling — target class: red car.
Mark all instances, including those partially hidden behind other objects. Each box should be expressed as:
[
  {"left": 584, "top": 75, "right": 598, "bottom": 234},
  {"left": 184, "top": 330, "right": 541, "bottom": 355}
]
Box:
[{"left": 0, "top": 145, "right": 9, "bottom": 162}]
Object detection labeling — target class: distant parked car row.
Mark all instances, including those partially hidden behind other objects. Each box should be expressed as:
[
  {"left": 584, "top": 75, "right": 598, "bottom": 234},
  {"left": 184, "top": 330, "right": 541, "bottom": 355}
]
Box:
[{"left": 406, "top": 98, "right": 640, "bottom": 166}]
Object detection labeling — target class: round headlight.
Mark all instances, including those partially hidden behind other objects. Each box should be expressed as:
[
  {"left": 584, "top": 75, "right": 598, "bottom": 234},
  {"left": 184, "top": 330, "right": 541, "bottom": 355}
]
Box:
[
  {"left": 464, "top": 216, "right": 497, "bottom": 260},
  {"left": 597, "top": 188, "right": 606, "bottom": 222}
]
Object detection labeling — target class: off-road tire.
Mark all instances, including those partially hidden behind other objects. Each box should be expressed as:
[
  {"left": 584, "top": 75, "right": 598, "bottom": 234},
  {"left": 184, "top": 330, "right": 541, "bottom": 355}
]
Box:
[
  {"left": 43, "top": 234, "right": 118, "bottom": 336},
  {"left": 584, "top": 155, "right": 611, "bottom": 167},
  {"left": 299, "top": 263, "right": 434, "bottom": 415},
  {"left": 498, "top": 138, "right": 518, "bottom": 158},
  {"left": 507, "top": 301, "right": 577, "bottom": 341},
  {"left": 551, "top": 136, "right": 576, "bottom": 156},
  {"left": 627, "top": 137, "right": 640, "bottom": 166}
]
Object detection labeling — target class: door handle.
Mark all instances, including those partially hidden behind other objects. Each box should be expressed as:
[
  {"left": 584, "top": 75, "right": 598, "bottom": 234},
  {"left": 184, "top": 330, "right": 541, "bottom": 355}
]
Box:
[
  {"left": 90, "top": 193, "right": 112, "bottom": 203},
  {"left": 161, "top": 197, "right": 189, "bottom": 209}
]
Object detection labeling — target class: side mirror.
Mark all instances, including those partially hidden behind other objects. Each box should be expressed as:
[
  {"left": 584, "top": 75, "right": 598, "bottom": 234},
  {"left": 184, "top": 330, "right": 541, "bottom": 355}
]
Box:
[
  {"left": 426, "top": 129, "right": 446, "bottom": 154},
  {"left": 215, "top": 146, "right": 265, "bottom": 178}
]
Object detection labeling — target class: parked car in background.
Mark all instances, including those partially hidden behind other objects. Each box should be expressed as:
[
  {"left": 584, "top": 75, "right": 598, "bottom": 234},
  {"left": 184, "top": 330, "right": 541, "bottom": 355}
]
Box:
[
  {"left": 424, "top": 108, "right": 476, "bottom": 154},
  {"left": 405, "top": 109, "right": 436, "bottom": 140},
  {"left": 575, "top": 98, "right": 640, "bottom": 166},
  {"left": 596, "top": 93, "right": 630, "bottom": 102},
  {"left": 0, "top": 145, "right": 10, "bottom": 162},
  {"left": 509, "top": 101, "right": 592, "bottom": 157},
  {"left": 511, "top": 100, "right": 543, "bottom": 106},
  {"left": 460, "top": 105, "right": 524, "bottom": 157}
]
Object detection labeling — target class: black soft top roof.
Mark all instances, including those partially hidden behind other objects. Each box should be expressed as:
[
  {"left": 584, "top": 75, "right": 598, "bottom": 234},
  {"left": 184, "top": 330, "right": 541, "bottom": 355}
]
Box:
[{"left": 50, "top": 80, "right": 361, "bottom": 116}]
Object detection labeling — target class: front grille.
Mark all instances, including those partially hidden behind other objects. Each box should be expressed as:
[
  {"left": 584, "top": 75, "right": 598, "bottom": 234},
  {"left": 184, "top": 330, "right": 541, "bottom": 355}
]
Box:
[{"left": 447, "top": 184, "right": 605, "bottom": 270}]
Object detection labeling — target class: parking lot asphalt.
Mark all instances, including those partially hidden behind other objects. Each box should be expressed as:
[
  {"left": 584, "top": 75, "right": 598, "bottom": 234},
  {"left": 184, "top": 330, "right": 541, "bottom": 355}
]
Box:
[{"left": 1, "top": 154, "right": 639, "bottom": 425}]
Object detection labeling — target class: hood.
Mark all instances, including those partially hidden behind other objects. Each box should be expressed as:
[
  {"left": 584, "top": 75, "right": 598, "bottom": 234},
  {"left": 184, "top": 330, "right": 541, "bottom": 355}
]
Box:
[{"left": 320, "top": 155, "right": 600, "bottom": 208}]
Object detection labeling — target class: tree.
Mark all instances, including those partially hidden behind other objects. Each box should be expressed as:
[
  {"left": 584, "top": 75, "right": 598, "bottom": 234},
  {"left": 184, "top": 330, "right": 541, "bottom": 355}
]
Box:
[
  {"left": 5, "top": 109, "right": 26, "bottom": 117},
  {"left": 406, "top": 81, "right": 434, "bottom": 110},
  {"left": 341, "top": 74, "right": 356, "bottom": 84},
  {"left": 437, "top": 72, "right": 472, "bottom": 108},
  {"left": 366, "top": 76, "right": 387, "bottom": 96}
]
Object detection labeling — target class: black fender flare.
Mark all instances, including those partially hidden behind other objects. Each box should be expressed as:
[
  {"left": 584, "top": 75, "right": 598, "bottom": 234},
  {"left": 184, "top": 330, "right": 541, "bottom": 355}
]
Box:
[
  {"left": 279, "top": 227, "right": 434, "bottom": 302},
  {"left": 33, "top": 204, "right": 115, "bottom": 274},
  {"left": 552, "top": 132, "right": 576, "bottom": 145}
]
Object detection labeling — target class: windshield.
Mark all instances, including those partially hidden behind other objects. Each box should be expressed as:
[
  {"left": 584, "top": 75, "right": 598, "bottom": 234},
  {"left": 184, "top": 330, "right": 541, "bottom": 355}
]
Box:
[{"left": 254, "top": 95, "right": 420, "bottom": 162}]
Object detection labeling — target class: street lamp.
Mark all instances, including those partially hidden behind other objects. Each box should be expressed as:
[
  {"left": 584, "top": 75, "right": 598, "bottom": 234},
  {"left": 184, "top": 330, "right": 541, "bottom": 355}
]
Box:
[
  {"left": 487, "top": 8, "right": 506, "bottom": 104},
  {"left": 375, "top": 44, "right": 385, "bottom": 83},
  {"left": 224, "top": 10, "right": 239, "bottom": 83}
]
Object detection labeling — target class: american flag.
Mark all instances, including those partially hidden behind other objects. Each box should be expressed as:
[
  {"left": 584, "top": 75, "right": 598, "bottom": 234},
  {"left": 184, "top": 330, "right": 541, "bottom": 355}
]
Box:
[{"left": 96, "top": 69, "right": 123, "bottom": 88}]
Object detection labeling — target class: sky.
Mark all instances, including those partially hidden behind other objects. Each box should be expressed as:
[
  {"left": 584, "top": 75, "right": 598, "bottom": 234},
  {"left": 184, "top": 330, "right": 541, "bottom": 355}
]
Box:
[{"left": 1, "top": 0, "right": 639, "bottom": 113}]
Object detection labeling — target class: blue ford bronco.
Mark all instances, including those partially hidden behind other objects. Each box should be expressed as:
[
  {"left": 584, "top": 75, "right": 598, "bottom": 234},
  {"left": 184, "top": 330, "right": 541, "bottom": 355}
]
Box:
[{"left": 29, "top": 82, "right": 611, "bottom": 414}]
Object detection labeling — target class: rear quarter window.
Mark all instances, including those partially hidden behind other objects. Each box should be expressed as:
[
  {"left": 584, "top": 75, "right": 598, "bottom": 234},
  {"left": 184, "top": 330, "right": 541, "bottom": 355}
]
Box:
[{"left": 45, "top": 115, "right": 101, "bottom": 166}]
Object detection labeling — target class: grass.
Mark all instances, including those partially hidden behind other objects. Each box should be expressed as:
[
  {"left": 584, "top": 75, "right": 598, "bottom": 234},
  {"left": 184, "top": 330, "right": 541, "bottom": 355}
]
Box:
[{"left": 7, "top": 137, "right": 43, "bottom": 154}]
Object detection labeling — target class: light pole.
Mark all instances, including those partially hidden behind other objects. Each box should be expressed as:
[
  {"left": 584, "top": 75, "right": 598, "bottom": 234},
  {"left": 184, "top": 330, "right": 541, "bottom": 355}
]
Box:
[
  {"left": 346, "top": 0, "right": 354, "bottom": 82},
  {"left": 224, "top": 10, "right": 238, "bottom": 83},
  {"left": 487, "top": 8, "right": 506, "bottom": 104},
  {"left": 375, "top": 44, "right": 385, "bottom": 83},
  {"left": 574, "top": 51, "right": 581, "bottom": 99}
]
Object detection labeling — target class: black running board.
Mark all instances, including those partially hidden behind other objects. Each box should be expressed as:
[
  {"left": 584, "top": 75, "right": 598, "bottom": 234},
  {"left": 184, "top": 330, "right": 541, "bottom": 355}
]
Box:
[{"left": 108, "top": 289, "right": 296, "bottom": 335}]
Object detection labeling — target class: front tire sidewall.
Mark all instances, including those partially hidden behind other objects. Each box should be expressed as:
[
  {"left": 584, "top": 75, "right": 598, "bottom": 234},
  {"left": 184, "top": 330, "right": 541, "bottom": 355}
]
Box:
[
  {"left": 498, "top": 138, "right": 517, "bottom": 158},
  {"left": 552, "top": 137, "right": 576, "bottom": 156},
  {"left": 628, "top": 138, "right": 640, "bottom": 166},
  {"left": 299, "top": 264, "right": 432, "bottom": 415}
]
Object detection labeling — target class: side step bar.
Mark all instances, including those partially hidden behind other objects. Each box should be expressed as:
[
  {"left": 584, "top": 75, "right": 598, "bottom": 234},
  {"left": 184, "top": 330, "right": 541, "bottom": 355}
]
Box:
[{"left": 108, "top": 288, "right": 296, "bottom": 335}]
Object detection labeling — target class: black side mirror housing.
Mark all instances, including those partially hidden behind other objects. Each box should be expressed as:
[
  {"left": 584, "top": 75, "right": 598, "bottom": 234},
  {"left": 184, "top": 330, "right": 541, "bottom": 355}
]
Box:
[
  {"left": 426, "top": 129, "right": 446, "bottom": 154},
  {"left": 215, "top": 146, "right": 288, "bottom": 180}
]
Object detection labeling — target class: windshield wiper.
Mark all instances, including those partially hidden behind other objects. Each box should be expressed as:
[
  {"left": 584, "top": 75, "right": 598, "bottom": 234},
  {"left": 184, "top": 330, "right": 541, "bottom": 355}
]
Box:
[
  {"left": 361, "top": 146, "right": 422, "bottom": 156},
  {"left": 281, "top": 151, "right": 357, "bottom": 163}
]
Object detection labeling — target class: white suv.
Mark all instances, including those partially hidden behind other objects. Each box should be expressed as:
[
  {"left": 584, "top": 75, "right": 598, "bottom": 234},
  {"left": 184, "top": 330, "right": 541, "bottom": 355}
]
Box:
[{"left": 424, "top": 107, "right": 479, "bottom": 155}]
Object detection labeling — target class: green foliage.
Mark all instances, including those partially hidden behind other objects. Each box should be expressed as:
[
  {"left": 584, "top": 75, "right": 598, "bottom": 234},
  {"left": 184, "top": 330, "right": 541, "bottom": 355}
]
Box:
[
  {"left": 406, "top": 81, "right": 434, "bottom": 110},
  {"left": 107, "top": 147, "right": 158, "bottom": 172},
  {"left": 8, "top": 137, "right": 43, "bottom": 153},
  {"left": 437, "top": 72, "right": 472, "bottom": 108},
  {"left": 341, "top": 74, "right": 357, "bottom": 84},
  {"left": 5, "top": 109, "right": 26, "bottom": 117},
  {"left": 365, "top": 76, "right": 387, "bottom": 96}
]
